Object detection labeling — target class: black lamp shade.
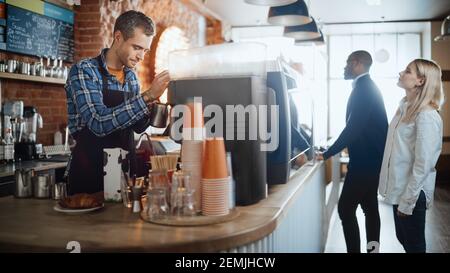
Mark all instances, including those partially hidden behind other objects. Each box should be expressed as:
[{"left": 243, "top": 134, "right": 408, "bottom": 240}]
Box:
[
  {"left": 268, "top": 0, "right": 312, "bottom": 26},
  {"left": 295, "top": 30, "right": 325, "bottom": 46},
  {"left": 284, "top": 18, "right": 321, "bottom": 40},
  {"left": 245, "top": 0, "right": 297, "bottom": 6}
]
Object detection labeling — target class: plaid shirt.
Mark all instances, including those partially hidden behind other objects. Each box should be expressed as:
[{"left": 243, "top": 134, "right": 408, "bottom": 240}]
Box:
[{"left": 65, "top": 48, "right": 150, "bottom": 137}]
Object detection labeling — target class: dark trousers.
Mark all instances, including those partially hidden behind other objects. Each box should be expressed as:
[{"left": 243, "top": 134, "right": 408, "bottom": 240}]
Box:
[
  {"left": 393, "top": 190, "right": 427, "bottom": 253},
  {"left": 338, "top": 171, "right": 380, "bottom": 253}
]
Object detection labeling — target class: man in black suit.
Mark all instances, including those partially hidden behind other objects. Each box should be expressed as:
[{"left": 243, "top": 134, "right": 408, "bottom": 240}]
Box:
[{"left": 318, "top": 50, "right": 388, "bottom": 253}]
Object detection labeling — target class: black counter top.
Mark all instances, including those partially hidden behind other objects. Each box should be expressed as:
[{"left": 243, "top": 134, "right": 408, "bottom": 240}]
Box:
[{"left": 0, "top": 158, "right": 68, "bottom": 178}]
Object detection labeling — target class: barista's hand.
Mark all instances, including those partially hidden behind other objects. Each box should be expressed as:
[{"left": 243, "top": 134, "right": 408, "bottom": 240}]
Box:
[{"left": 143, "top": 70, "right": 170, "bottom": 102}]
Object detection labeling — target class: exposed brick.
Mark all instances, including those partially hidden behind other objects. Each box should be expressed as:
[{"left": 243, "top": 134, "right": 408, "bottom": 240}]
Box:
[
  {"left": 78, "top": 28, "right": 101, "bottom": 36},
  {"left": 76, "top": 12, "right": 100, "bottom": 22},
  {"left": 78, "top": 21, "right": 102, "bottom": 28},
  {"left": 80, "top": 43, "right": 104, "bottom": 51},
  {"left": 1, "top": 0, "right": 221, "bottom": 145},
  {"left": 78, "top": 35, "right": 92, "bottom": 43}
]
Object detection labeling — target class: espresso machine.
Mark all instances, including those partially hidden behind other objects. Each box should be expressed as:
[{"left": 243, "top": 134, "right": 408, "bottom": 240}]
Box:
[
  {"left": 15, "top": 106, "right": 43, "bottom": 161},
  {"left": 167, "top": 43, "right": 269, "bottom": 206}
]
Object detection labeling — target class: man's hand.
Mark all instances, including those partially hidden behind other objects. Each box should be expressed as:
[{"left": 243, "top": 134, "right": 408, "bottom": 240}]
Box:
[
  {"left": 315, "top": 151, "right": 324, "bottom": 161},
  {"left": 143, "top": 70, "right": 170, "bottom": 102},
  {"left": 396, "top": 209, "right": 409, "bottom": 217}
]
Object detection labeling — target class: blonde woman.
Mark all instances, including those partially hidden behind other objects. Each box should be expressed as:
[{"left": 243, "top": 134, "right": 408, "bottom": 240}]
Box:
[{"left": 379, "top": 59, "right": 444, "bottom": 253}]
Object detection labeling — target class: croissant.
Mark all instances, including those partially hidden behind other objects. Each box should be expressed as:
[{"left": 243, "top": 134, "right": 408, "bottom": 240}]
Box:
[{"left": 59, "top": 192, "right": 104, "bottom": 209}]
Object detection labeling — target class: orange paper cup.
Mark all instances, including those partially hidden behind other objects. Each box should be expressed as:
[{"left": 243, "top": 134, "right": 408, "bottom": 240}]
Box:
[{"left": 202, "top": 137, "right": 228, "bottom": 179}]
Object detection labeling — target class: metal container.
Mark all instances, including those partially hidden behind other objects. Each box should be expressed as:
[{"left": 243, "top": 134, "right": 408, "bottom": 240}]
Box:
[
  {"left": 14, "top": 169, "right": 34, "bottom": 198},
  {"left": 39, "top": 66, "right": 46, "bottom": 77},
  {"left": 7, "top": 60, "right": 17, "bottom": 73},
  {"left": 52, "top": 183, "right": 67, "bottom": 200},
  {"left": 30, "top": 63, "right": 38, "bottom": 76},
  {"left": 20, "top": 62, "right": 30, "bottom": 75},
  {"left": 149, "top": 102, "right": 169, "bottom": 128},
  {"left": 33, "top": 175, "right": 51, "bottom": 199}
]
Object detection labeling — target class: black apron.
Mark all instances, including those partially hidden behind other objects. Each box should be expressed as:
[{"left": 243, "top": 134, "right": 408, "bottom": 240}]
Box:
[{"left": 67, "top": 55, "right": 150, "bottom": 195}]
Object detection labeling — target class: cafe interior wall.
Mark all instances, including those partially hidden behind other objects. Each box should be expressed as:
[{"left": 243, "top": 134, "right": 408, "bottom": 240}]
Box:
[
  {"left": 0, "top": 53, "right": 69, "bottom": 146},
  {"left": 431, "top": 21, "right": 450, "bottom": 183},
  {"left": 80, "top": 0, "right": 223, "bottom": 90},
  {"left": 0, "top": 0, "right": 223, "bottom": 145}
]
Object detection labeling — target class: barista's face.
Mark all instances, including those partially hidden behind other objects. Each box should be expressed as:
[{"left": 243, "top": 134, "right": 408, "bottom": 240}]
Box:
[{"left": 114, "top": 27, "right": 153, "bottom": 69}]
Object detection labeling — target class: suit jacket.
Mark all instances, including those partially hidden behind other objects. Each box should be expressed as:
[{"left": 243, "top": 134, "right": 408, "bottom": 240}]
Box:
[{"left": 324, "top": 74, "right": 388, "bottom": 174}]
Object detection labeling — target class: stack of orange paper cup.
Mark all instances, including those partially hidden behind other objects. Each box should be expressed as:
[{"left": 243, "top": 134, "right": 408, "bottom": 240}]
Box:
[{"left": 201, "top": 137, "right": 230, "bottom": 216}]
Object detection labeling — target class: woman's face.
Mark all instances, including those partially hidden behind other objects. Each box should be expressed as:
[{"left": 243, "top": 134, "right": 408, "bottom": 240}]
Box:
[{"left": 397, "top": 62, "right": 423, "bottom": 90}]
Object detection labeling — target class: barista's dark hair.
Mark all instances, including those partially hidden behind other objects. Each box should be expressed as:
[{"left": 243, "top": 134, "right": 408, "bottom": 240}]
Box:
[{"left": 113, "top": 10, "right": 155, "bottom": 40}]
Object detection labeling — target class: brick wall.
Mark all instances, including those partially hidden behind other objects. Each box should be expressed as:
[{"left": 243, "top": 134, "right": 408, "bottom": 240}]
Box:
[
  {"left": 1, "top": 0, "right": 223, "bottom": 145},
  {"left": 0, "top": 51, "right": 69, "bottom": 146},
  {"left": 77, "top": 0, "right": 222, "bottom": 89}
]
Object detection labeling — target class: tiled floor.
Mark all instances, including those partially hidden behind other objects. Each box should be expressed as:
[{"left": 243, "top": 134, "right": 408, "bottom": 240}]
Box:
[{"left": 325, "top": 183, "right": 450, "bottom": 253}]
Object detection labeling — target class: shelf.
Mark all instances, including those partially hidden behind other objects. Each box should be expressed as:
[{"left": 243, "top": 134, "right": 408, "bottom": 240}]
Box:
[{"left": 0, "top": 72, "right": 66, "bottom": 85}]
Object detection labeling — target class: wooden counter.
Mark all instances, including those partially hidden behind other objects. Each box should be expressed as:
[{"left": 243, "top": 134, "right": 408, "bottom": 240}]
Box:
[{"left": 0, "top": 162, "right": 325, "bottom": 253}]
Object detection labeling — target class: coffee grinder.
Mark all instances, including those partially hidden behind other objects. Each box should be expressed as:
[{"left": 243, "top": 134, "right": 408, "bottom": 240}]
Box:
[{"left": 15, "top": 106, "right": 43, "bottom": 160}]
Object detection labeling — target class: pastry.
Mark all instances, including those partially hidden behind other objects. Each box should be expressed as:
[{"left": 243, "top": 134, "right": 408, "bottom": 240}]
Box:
[{"left": 59, "top": 192, "right": 104, "bottom": 209}]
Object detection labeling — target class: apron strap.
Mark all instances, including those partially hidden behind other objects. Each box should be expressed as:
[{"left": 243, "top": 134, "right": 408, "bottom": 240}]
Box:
[{"left": 95, "top": 54, "right": 138, "bottom": 180}]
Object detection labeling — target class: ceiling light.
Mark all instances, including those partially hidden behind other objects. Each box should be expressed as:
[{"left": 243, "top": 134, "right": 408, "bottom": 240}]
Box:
[
  {"left": 434, "top": 15, "right": 450, "bottom": 41},
  {"left": 295, "top": 30, "right": 325, "bottom": 46},
  {"left": 375, "top": 49, "right": 389, "bottom": 63},
  {"left": 268, "top": 0, "right": 312, "bottom": 26},
  {"left": 244, "top": 0, "right": 297, "bottom": 7},
  {"left": 284, "top": 17, "right": 321, "bottom": 40}
]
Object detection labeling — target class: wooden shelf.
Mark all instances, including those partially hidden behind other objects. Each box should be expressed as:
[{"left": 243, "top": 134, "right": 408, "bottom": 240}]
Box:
[{"left": 0, "top": 72, "right": 66, "bottom": 85}]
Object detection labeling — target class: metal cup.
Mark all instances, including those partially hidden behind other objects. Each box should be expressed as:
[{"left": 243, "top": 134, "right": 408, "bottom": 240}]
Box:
[
  {"left": 33, "top": 175, "right": 51, "bottom": 199},
  {"left": 149, "top": 103, "right": 169, "bottom": 128},
  {"left": 30, "top": 63, "right": 37, "bottom": 76},
  {"left": 7, "top": 60, "right": 17, "bottom": 73},
  {"left": 14, "top": 169, "right": 34, "bottom": 198},
  {"left": 52, "top": 183, "right": 67, "bottom": 200},
  {"left": 20, "top": 62, "right": 30, "bottom": 75}
]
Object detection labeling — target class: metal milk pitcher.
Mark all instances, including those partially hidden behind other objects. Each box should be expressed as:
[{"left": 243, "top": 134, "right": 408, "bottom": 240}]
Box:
[{"left": 14, "top": 169, "right": 35, "bottom": 198}]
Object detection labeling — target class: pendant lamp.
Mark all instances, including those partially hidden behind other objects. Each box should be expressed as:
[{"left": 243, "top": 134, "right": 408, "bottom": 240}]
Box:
[
  {"left": 268, "top": 0, "right": 312, "bottom": 26},
  {"left": 284, "top": 17, "right": 321, "bottom": 40},
  {"left": 244, "top": 0, "right": 297, "bottom": 7}
]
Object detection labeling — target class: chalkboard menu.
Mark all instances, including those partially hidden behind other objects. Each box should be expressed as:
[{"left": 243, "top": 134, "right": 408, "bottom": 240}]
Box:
[{"left": 6, "top": 5, "right": 74, "bottom": 62}]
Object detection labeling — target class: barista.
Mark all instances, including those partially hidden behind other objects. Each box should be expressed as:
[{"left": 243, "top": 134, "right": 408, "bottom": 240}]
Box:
[{"left": 64, "top": 11, "right": 170, "bottom": 195}]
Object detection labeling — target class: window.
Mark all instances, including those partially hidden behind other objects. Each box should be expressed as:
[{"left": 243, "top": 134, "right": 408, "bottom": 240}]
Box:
[
  {"left": 155, "top": 26, "right": 190, "bottom": 103},
  {"left": 328, "top": 32, "right": 422, "bottom": 138}
]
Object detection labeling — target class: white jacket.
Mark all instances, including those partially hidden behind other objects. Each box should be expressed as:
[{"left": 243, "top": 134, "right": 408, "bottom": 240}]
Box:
[{"left": 379, "top": 99, "right": 443, "bottom": 215}]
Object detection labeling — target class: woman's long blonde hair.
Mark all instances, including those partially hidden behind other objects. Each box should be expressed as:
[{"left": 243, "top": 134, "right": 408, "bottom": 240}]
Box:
[{"left": 403, "top": 59, "right": 445, "bottom": 123}]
